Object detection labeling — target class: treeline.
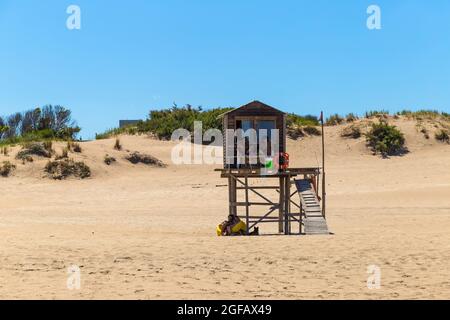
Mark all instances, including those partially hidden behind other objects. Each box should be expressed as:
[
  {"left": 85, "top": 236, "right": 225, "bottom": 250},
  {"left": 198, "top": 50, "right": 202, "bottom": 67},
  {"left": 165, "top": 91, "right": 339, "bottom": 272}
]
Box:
[
  {"left": 0, "top": 105, "right": 80, "bottom": 145},
  {"left": 96, "top": 104, "right": 321, "bottom": 140}
]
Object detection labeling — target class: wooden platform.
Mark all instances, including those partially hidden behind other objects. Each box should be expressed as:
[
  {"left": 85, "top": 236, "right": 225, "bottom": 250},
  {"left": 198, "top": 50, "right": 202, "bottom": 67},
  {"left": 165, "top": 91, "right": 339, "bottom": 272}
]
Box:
[
  {"left": 215, "top": 167, "right": 321, "bottom": 178},
  {"left": 295, "top": 179, "right": 330, "bottom": 235}
]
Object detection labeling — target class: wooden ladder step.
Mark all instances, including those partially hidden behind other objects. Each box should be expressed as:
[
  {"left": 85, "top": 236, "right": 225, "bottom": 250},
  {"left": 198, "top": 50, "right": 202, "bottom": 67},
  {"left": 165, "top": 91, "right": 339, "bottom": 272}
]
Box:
[{"left": 294, "top": 179, "right": 330, "bottom": 235}]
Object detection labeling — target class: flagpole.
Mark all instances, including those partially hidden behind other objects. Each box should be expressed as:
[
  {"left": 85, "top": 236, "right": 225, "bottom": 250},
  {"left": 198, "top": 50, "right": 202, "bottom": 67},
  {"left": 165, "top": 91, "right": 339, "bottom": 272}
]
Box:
[{"left": 321, "top": 111, "right": 326, "bottom": 219}]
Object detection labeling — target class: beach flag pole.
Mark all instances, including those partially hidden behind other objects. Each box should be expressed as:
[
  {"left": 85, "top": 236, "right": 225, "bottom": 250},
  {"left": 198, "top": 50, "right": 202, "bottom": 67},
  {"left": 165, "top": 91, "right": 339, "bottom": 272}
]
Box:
[{"left": 320, "top": 111, "right": 326, "bottom": 219}]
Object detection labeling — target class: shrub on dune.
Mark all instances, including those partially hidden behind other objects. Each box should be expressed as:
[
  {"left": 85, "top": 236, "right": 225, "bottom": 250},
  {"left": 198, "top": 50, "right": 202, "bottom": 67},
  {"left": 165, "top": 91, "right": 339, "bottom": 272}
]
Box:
[
  {"left": 16, "top": 142, "right": 52, "bottom": 160},
  {"left": 341, "top": 124, "right": 362, "bottom": 139},
  {"left": 365, "top": 121, "right": 406, "bottom": 157},
  {"left": 72, "top": 143, "right": 82, "bottom": 153},
  {"left": 125, "top": 152, "right": 166, "bottom": 167},
  {"left": 287, "top": 126, "right": 305, "bottom": 140},
  {"left": 365, "top": 110, "right": 389, "bottom": 119},
  {"left": 419, "top": 128, "right": 430, "bottom": 140},
  {"left": 0, "top": 161, "right": 16, "bottom": 177},
  {"left": 303, "top": 126, "right": 321, "bottom": 136},
  {"left": 44, "top": 159, "right": 91, "bottom": 180},
  {"left": 104, "top": 154, "right": 116, "bottom": 165},
  {"left": 345, "top": 113, "right": 359, "bottom": 122},
  {"left": 325, "top": 114, "right": 344, "bottom": 126},
  {"left": 435, "top": 130, "right": 449, "bottom": 143}
]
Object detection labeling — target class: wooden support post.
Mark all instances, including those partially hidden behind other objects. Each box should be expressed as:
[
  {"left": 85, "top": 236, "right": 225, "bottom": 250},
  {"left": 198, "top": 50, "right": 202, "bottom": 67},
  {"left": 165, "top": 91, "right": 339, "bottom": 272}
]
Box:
[
  {"left": 245, "top": 176, "right": 249, "bottom": 235},
  {"left": 278, "top": 177, "right": 284, "bottom": 233},
  {"left": 287, "top": 176, "right": 292, "bottom": 234},
  {"left": 321, "top": 110, "right": 326, "bottom": 220},
  {"left": 228, "top": 176, "right": 233, "bottom": 216},
  {"left": 299, "top": 202, "right": 303, "bottom": 234},
  {"left": 228, "top": 176, "right": 237, "bottom": 216},
  {"left": 322, "top": 172, "right": 326, "bottom": 219},
  {"left": 284, "top": 175, "right": 291, "bottom": 235}
]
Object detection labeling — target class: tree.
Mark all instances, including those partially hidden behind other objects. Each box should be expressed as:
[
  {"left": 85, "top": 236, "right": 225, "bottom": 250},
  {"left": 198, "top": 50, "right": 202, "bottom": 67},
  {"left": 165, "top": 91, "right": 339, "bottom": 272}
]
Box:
[
  {"left": 0, "top": 105, "right": 80, "bottom": 142},
  {"left": 0, "top": 116, "right": 6, "bottom": 139},
  {"left": 6, "top": 112, "right": 22, "bottom": 139}
]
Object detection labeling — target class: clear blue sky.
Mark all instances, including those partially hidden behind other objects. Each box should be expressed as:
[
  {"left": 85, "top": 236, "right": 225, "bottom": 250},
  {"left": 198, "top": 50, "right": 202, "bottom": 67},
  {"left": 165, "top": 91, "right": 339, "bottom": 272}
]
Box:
[{"left": 1, "top": 0, "right": 450, "bottom": 139}]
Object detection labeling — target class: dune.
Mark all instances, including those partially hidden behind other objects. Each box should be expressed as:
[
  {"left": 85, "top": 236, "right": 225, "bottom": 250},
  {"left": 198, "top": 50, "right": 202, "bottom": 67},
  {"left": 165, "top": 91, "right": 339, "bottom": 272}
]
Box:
[{"left": 0, "top": 117, "right": 449, "bottom": 299}]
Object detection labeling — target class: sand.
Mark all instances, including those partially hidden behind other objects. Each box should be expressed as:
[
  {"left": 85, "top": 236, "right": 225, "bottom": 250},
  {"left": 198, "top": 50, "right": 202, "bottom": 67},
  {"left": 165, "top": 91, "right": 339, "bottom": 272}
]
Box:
[{"left": 0, "top": 118, "right": 449, "bottom": 299}]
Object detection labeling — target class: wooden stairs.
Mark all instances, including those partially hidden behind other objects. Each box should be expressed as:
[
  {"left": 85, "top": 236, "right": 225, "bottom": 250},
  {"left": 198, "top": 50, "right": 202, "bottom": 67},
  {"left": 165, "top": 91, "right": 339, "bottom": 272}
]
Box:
[{"left": 294, "top": 179, "right": 330, "bottom": 235}]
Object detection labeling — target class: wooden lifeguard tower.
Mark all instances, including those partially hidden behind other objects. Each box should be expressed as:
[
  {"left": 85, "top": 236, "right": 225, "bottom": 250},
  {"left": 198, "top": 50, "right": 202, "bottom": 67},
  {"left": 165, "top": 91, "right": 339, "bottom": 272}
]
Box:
[{"left": 216, "top": 101, "right": 329, "bottom": 235}]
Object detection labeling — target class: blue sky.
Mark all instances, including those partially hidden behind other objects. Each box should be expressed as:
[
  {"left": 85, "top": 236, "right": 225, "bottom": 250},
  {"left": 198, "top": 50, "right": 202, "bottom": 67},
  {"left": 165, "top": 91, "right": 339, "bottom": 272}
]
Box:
[{"left": 1, "top": 0, "right": 450, "bottom": 139}]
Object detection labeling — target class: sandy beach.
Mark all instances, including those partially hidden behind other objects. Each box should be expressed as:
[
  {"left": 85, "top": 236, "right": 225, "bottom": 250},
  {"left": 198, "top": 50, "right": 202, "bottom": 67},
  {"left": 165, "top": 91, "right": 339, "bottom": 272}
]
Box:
[{"left": 1, "top": 119, "right": 449, "bottom": 300}]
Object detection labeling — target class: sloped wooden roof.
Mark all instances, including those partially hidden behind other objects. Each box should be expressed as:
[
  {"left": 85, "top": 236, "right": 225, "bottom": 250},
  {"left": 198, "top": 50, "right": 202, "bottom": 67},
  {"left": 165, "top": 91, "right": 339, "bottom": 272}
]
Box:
[{"left": 218, "top": 100, "right": 285, "bottom": 118}]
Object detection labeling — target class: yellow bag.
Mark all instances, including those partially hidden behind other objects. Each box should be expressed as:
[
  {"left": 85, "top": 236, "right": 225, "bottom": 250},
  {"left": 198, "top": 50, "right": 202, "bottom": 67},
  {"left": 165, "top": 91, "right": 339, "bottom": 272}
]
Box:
[
  {"left": 216, "top": 224, "right": 224, "bottom": 236},
  {"left": 231, "top": 221, "right": 246, "bottom": 234}
]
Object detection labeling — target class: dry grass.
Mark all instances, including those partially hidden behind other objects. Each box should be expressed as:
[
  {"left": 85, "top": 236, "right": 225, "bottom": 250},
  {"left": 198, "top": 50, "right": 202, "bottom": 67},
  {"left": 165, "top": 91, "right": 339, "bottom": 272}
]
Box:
[
  {"left": 303, "top": 126, "right": 321, "bottom": 136},
  {"left": 55, "top": 148, "right": 69, "bottom": 160},
  {"left": 287, "top": 126, "right": 305, "bottom": 140},
  {"left": 114, "top": 138, "right": 122, "bottom": 151},
  {"left": 341, "top": 124, "right": 362, "bottom": 139},
  {"left": 325, "top": 114, "right": 344, "bottom": 126}
]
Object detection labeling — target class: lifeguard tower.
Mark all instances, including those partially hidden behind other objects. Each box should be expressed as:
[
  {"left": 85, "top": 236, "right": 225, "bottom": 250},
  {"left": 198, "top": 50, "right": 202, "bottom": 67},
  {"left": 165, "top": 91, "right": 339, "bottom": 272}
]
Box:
[{"left": 216, "top": 101, "right": 329, "bottom": 235}]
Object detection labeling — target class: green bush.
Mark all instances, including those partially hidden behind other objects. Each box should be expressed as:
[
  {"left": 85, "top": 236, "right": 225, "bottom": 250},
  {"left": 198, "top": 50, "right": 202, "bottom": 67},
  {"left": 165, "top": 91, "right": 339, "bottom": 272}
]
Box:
[
  {"left": 365, "top": 121, "right": 406, "bottom": 156},
  {"left": 286, "top": 114, "right": 319, "bottom": 127}
]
